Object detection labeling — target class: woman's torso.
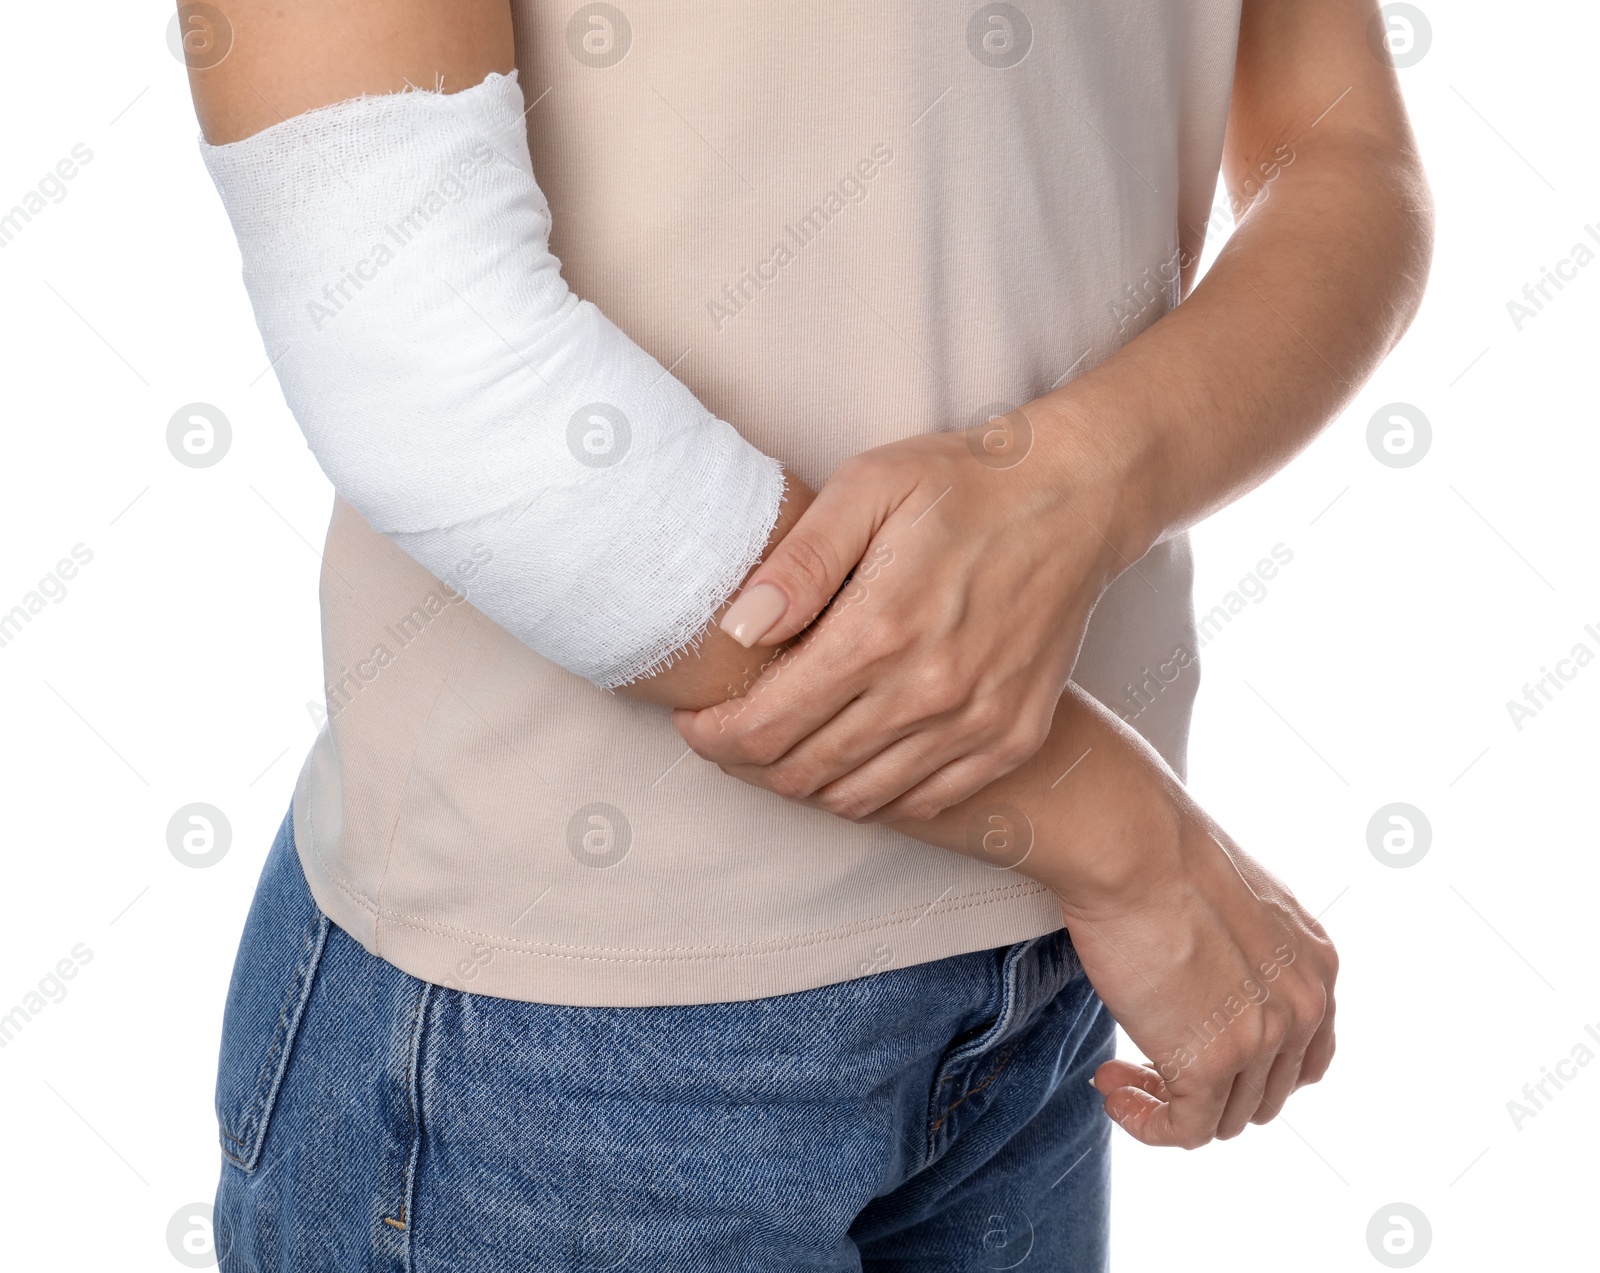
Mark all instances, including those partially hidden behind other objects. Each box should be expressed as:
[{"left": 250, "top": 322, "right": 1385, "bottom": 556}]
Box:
[{"left": 291, "top": 0, "right": 1241, "bottom": 1005}]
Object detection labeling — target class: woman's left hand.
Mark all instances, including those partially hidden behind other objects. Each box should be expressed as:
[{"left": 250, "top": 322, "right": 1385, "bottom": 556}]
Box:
[{"left": 671, "top": 401, "right": 1154, "bottom": 822}]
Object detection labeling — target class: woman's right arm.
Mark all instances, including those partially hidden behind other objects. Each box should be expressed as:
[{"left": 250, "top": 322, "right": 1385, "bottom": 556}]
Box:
[{"left": 185, "top": 0, "right": 792, "bottom": 694}]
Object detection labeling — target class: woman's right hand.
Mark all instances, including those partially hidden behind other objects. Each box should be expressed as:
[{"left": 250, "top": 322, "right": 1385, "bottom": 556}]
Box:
[{"left": 1072, "top": 804, "right": 1339, "bottom": 1147}]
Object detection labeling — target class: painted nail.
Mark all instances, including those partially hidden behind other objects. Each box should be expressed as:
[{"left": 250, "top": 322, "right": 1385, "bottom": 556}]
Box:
[{"left": 719, "top": 581, "right": 787, "bottom": 647}]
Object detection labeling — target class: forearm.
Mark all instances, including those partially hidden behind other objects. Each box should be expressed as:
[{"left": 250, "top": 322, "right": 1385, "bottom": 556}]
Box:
[
  {"left": 1046, "top": 135, "right": 1433, "bottom": 555},
  {"left": 1026, "top": 0, "right": 1434, "bottom": 564},
  {"left": 879, "top": 680, "right": 1188, "bottom": 909}
]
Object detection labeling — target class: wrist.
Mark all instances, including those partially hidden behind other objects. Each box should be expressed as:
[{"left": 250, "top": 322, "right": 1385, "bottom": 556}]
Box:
[
  {"left": 976, "top": 686, "right": 1191, "bottom": 912},
  {"left": 1043, "top": 759, "right": 1190, "bottom": 917},
  {"left": 1028, "top": 378, "right": 1168, "bottom": 578}
]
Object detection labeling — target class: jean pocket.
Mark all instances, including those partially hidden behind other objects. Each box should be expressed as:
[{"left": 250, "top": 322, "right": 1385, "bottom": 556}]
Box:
[
  {"left": 923, "top": 931, "right": 1078, "bottom": 1160},
  {"left": 215, "top": 806, "right": 330, "bottom": 1172}
]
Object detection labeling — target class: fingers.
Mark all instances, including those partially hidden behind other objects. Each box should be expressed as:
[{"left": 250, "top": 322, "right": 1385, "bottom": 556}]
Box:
[
  {"left": 1216, "top": 1059, "right": 1275, "bottom": 1139},
  {"left": 731, "top": 707, "right": 1026, "bottom": 821},
  {"left": 799, "top": 737, "right": 958, "bottom": 818},
  {"left": 1102, "top": 1086, "right": 1227, "bottom": 1150},
  {"left": 1099, "top": 1083, "right": 1168, "bottom": 1141},
  {"left": 723, "top": 675, "right": 1047, "bottom": 819},
  {"left": 1093, "top": 1059, "right": 1167, "bottom": 1099},
  {"left": 745, "top": 697, "right": 942, "bottom": 805},
  {"left": 1297, "top": 991, "right": 1338, "bottom": 1087},
  {"left": 680, "top": 655, "right": 995, "bottom": 813},
  {"left": 721, "top": 466, "right": 892, "bottom": 649},
  {"left": 1093, "top": 1060, "right": 1178, "bottom": 1143},
  {"left": 1249, "top": 1047, "right": 1304, "bottom": 1126},
  {"left": 1261, "top": 978, "right": 1337, "bottom": 1116},
  {"left": 1095, "top": 1060, "right": 1233, "bottom": 1150},
  {"left": 721, "top": 722, "right": 965, "bottom": 818},
  {"left": 1102, "top": 1000, "right": 1335, "bottom": 1146},
  {"left": 796, "top": 722, "right": 1004, "bottom": 821},
  {"left": 670, "top": 643, "right": 860, "bottom": 773},
  {"left": 863, "top": 750, "right": 1018, "bottom": 824}
]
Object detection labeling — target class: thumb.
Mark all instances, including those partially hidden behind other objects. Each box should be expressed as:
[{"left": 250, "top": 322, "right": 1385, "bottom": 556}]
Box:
[
  {"left": 719, "top": 471, "right": 887, "bottom": 648},
  {"left": 1101, "top": 1084, "right": 1169, "bottom": 1142}
]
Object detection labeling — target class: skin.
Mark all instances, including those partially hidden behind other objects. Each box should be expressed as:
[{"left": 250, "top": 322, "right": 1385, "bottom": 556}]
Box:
[{"left": 180, "top": 0, "right": 1437, "bottom": 1148}]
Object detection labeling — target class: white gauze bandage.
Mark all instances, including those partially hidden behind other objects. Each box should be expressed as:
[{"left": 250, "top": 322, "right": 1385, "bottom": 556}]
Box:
[{"left": 200, "top": 70, "right": 784, "bottom": 688}]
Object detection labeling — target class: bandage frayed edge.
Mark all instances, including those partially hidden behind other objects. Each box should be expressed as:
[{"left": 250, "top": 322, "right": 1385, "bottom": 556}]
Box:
[{"left": 609, "top": 463, "right": 790, "bottom": 691}]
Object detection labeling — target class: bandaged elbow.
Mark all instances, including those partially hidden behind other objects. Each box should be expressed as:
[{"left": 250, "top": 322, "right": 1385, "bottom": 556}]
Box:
[{"left": 200, "top": 70, "right": 783, "bottom": 688}]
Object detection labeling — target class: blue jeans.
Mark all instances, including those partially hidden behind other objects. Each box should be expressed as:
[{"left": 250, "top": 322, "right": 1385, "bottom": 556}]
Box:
[{"left": 212, "top": 803, "right": 1114, "bottom": 1271}]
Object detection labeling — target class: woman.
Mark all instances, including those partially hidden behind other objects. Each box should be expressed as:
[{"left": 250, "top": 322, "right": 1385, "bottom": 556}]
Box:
[{"left": 183, "top": 0, "right": 1426, "bottom": 1266}]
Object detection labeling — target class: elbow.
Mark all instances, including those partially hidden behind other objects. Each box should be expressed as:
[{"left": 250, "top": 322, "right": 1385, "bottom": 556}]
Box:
[{"left": 1386, "top": 139, "right": 1436, "bottom": 340}]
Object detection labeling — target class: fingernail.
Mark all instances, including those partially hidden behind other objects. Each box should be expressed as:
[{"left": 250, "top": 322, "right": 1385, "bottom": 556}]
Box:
[{"left": 719, "top": 581, "right": 787, "bottom": 647}]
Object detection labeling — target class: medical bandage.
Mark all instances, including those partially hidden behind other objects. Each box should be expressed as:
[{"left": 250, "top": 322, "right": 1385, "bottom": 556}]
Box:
[{"left": 200, "top": 70, "right": 784, "bottom": 688}]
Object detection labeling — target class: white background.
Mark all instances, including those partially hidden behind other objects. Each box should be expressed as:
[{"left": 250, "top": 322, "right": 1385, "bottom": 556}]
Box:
[{"left": 0, "top": 2, "right": 1594, "bottom": 1269}]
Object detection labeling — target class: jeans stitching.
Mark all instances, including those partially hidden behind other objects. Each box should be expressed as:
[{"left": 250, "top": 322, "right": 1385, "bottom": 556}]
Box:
[
  {"left": 929, "top": 1036, "right": 1027, "bottom": 1137},
  {"left": 933, "top": 936, "right": 1042, "bottom": 1081},
  {"left": 380, "top": 978, "right": 433, "bottom": 1247},
  {"left": 922, "top": 940, "right": 1034, "bottom": 1163},
  {"left": 215, "top": 912, "right": 319, "bottom": 1150},
  {"left": 922, "top": 932, "right": 1083, "bottom": 1163},
  {"left": 219, "top": 909, "right": 330, "bottom": 1168}
]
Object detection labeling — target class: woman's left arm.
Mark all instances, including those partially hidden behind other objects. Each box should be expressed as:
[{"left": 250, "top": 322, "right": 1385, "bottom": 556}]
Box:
[{"left": 674, "top": 0, "right": 1434, "bottom": 821}]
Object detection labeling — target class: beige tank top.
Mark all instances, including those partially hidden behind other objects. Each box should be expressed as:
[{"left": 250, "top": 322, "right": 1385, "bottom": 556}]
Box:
[{"left": 290, "top": 0, "right": 1242, "bottom": 1005}]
